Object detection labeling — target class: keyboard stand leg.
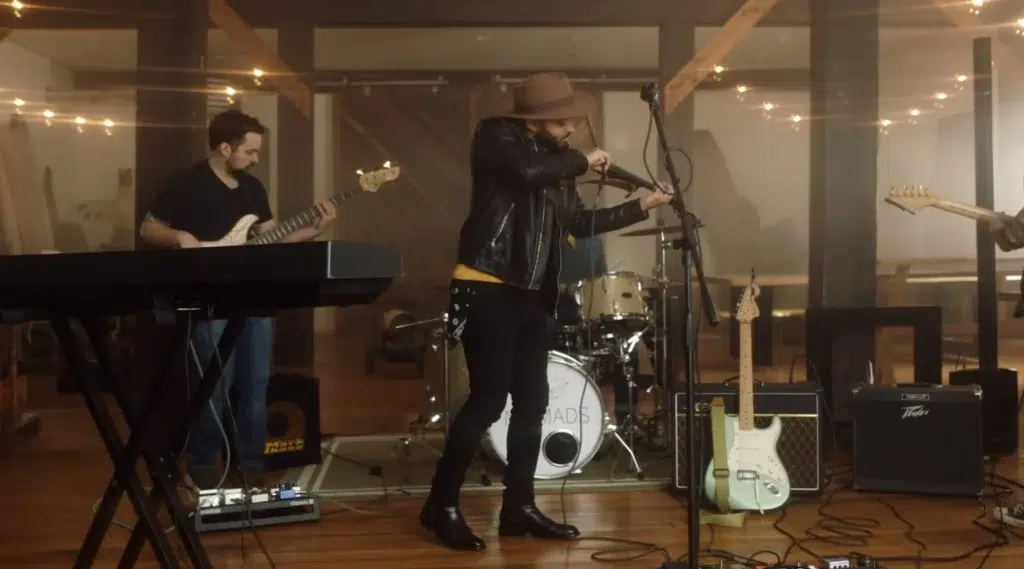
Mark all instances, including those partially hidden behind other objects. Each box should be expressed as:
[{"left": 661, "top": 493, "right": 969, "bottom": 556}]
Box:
[
  {"left": 114, "top": 315, "right": 247, "bottom": 569},
  {"left": 51, "top": 314, "right": 244, "bottom": 569}
]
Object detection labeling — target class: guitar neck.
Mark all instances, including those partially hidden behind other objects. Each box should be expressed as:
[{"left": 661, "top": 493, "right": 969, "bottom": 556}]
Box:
[
  {"left": 738, "top": 320, "right": 755, "bottom": 431},
  {"left": 929, "top": 200, "right": 1004, "bottom": 223},
  {"left": 248, "top": 187, "right": 360, "bottom": 245}
]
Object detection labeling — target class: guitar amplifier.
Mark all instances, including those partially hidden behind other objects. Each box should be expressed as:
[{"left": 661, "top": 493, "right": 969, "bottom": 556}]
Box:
[
  {"left": 852, "top": 383, "right": 983, "bottom": 496},
  {"left": 673, "top": 381, "right": 824, "bottom": 495}
]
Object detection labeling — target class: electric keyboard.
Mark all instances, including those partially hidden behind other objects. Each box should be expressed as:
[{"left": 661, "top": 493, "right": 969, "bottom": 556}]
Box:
[{"left": 0, "top": 240, "right": 403, "bottom": 321}]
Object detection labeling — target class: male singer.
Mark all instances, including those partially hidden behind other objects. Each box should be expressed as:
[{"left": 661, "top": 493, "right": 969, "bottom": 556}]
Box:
[
  {"left": 140, "top": 109, "right": 337, "bottom": 490},
  {"left": 420, "top": 72, "right": 672, "bottom": 551}
]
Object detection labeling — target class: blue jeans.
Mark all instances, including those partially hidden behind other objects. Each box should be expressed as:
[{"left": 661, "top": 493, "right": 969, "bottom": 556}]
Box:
[{"left": 186, "top": 317, "right": 273, "bottom": 473}]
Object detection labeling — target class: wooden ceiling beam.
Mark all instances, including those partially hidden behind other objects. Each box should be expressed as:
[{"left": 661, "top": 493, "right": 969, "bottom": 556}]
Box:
[
  {"left": 0, "top": 0, "right": 957, "bottom": 29},
  {"left": 207, "top": 0, "right": 312, "bottom": 120},
  {"left": 663, "top": 0, "right": 781, "bottom": 114}
]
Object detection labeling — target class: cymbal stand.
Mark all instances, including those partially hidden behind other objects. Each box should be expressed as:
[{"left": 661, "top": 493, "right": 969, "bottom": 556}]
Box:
[
  {"left": 649, "top": 228, "right": 674, "bottom": 447},
  {"left": 606, "top": 331, "right": 645, "bottom": 479},
  {"left": 389, "top": 312, "right": 492, "bottom": 487},
  {"left": 388, "top": 316, "right": 446, "bottom": 485}
]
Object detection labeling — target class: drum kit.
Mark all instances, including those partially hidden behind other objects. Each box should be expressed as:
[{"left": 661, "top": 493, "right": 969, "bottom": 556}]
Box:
[{"left": 394, "top": 221, "right": 689, "bottom": 482}]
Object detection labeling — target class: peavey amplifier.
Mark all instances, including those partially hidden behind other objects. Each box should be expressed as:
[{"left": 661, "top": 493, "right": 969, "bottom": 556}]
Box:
[
  {"left": 852, "top": 383, "right": 983, "bottom": 497},
  {"left": 674, "top": 381, "right": 824, "bottom": 495}
]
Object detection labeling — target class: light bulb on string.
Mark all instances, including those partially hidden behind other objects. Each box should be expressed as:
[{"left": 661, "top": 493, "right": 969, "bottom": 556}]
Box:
[
  {"left": 969, "top": 0, "right": 984, "bottom": 15},
  {"left": 74, "top": 116, "right": 86, "bottom": 134},
  {"left": 734, "top": 84, "right": 748, "bottom": 102},
  {"left": 878, "top": 118, "right": 892, "bottom": 135},
  {"left": 43, "top": 109, "right": 54, "bottom": 127},
  {"left": 103, "top": 119, "right": 114, "bottom": 136},
  {"left": 761, "top": 101, "right": 774, "bottom": 119},
  {"left": 1016, "top": 18, "right": 1024, "bottom": 36},
  {"left": 933, "top": 92, "right": 947, "bottom": 108},
  {"left": 251, "top": 68, "right": 264, "bottom": 86},
  {"left": 12, "top": 98, "right": 25, "bottom": 114},
  {"left": 10, "top": 0, "right": 24, "bottom": 18},
  {"left": 712, "top": 65, "right": 725, "bottom": 82},
  {"left": 224, "top": 86, "right": 237, "bottom": 105},
  {"left": 955, "top": 73, "right": 968, "bottom": 90},
  {"left": 789, "top": 114, "right": 803, "bottom": 132},
  {"left": 907, "top": 108, "right": 921, "bottom": 124}
]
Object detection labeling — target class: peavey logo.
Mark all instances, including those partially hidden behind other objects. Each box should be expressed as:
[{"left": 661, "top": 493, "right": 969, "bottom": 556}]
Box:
[{"left": 901, "top": 405, "right": 929, "bottom": 419}]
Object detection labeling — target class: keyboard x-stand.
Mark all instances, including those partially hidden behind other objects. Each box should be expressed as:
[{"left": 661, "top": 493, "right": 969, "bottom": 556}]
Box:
[{"left": 0, "top": 240, "right": 402, "bottom": 569}]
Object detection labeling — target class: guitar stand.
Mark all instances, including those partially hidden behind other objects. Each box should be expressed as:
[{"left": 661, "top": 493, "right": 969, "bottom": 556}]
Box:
[{"left": 51, "top": 311, "right": 245, "bottom": 569}]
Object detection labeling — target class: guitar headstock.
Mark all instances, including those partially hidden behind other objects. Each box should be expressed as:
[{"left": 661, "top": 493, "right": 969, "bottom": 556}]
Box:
[
  {"left": 356, "top": 161, "right": 401, "bottom": 192},
  {"left": 884, "top": 185, "right": 939, "bottom": 214},
  {"left": 734, "top": 277, "right": 760, "bottom": 323}
]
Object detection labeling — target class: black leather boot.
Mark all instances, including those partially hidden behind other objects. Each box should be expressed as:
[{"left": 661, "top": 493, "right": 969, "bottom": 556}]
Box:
[
  {"left": 419, "top": 500, "right": 486, "bottom": 551},
  {"left": 498, "top": 504, "right": 580, "bottom": 539}
]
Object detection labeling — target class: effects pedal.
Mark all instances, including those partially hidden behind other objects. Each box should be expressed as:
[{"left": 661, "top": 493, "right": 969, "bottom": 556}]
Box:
[{"left": 194, "top": 482, "right": 320, "bottom": 532}]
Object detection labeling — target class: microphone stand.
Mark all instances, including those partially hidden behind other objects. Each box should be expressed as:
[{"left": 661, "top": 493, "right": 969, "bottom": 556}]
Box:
[{"left": 642, "top": 84, "right": 720, "bottom": 569}]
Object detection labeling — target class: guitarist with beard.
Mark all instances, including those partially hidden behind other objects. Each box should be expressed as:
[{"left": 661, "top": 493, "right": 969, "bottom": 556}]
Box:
[{"left": 139, "top": 109, "right": 337, "bottom": 490}]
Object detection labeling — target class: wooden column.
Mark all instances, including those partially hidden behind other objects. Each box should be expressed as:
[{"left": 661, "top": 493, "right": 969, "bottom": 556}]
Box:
[
  {"left": 134, "top": 0, "right": 208, "bottom": 242},
  {"left": 807, "top": 0, "right": 880, "bottom": 423},
  {"left": 272, "top": 24, "right": 316, "bottom": 369},
  {"left": 657, "top": 22, "right": 696, "bottom": 391},
  {"left": 657, "top": 23, "right": 695, "bottom": 273}
]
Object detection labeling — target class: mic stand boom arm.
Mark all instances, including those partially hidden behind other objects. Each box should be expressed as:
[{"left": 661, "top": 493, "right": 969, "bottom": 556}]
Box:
[{"left": 642, "top": 84, "right": 720, "bottom": 569}]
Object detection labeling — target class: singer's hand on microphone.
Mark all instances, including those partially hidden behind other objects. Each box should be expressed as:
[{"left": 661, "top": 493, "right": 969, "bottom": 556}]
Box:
[
  {"left": 585, "top": 148, "right": 611, "bottom": 174},
  {"left": 639, "top": 181, "right": 674, "bottom": 211}
]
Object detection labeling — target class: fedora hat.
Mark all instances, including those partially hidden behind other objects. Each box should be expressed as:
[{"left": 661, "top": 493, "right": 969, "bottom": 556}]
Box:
[{"left": 493, "top": 72, "right": 597, "bottom": 121}]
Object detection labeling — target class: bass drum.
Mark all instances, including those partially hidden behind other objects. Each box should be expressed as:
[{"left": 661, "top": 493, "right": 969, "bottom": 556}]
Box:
[{"left": 486, "top": 351, "right": 608, "bottom": 479}]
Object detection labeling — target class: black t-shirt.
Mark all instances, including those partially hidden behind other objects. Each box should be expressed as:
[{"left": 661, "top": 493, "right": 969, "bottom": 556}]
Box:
[{"left": 146, "top": 160, "right": 273, "bottom": 242}]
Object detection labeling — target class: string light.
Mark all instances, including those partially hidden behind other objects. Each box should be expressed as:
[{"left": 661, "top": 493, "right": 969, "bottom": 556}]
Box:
[
  {"left": 12, "top": 98, "right": 24, "bottom": 114},
  {"left": 878, "top": 118, "right": 892, "bottom": 135},
  {"left": 43, "top": 109, "right": 54, "bottom": 127},
  {"left": 74, "top": 116, "right": 86, "bottom": 133},
  {"left": 969, "top": 0, "right": 985, "bottom": 15},
  {"left": 252, "top": 68, "right": 264, "bottom": 86},
  {"left": 224, "top": 86, "right": 237, "bottom": 105},
  {"left": 103, "top": 118, "right": 114, "bottom": 136},
  {"left": 1016, "top": 18, "right": 1024, "bottom": 36},
  {"left": 10, "top": 0, "right": 24, "bottom": 18}
]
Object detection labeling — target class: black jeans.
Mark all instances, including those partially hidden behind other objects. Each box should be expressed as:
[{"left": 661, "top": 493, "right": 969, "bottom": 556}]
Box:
[{"left": 428, "top": 280, "right": 552, "bottom": 508}]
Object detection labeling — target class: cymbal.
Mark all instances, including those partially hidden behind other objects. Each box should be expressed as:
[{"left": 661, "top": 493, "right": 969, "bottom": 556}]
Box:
[
  {"left": 578, "top": 179, "right": 636, "bottom": 191},
  {"left": 619, "top": 225, "right": 684, "bottom": 237}
]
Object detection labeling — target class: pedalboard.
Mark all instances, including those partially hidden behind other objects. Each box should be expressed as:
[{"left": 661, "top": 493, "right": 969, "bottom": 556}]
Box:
[{"left": 194, "top": 483, "right": 320, "bottom": 533}]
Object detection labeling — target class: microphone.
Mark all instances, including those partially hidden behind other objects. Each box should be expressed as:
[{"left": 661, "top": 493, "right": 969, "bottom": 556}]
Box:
[
  {"left": 605, "top": 163, "right": 654, "bottom": 191},
  {"left": 640, "top": 82, "right": 658, "bottom": 105}
]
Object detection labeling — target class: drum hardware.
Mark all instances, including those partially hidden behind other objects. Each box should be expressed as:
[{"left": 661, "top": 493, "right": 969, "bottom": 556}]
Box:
[{"left": 390, "top": 311, "right": 493, "bottom": 487}]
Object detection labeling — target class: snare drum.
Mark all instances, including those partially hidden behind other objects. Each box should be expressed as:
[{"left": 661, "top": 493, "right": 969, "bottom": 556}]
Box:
[
  {"left": 486, "top": 351, "right": 608, "bottom": 479},
  {"left": 572, "top": 271, "right": 651, "bottom": 334}
]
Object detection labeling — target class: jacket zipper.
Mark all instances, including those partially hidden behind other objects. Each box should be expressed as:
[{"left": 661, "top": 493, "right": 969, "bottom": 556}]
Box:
[
  {"left": 528, "top": 196, "right": 546, "bottom": 288},
  {"left": 490, "top": 204, "right": 515, "bottom": 248}
]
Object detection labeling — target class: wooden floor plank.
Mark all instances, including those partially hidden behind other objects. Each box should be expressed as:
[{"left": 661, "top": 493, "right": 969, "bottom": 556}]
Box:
[{"left": 2, "top": 400, "right": 1023, "bottom": 569}]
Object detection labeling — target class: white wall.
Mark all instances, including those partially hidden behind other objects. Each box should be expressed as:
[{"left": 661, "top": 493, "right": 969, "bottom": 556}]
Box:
[{"left": 599, "top": 91, "right": 662, "bottom": 278}]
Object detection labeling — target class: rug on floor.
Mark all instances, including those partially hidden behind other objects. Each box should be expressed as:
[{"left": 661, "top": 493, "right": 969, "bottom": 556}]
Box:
[{"left": 283, "top": 431, "right": 674, "bottom": 498}]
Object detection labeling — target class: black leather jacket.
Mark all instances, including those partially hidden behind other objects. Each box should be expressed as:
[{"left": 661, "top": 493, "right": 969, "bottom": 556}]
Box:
[{"left": 456, "top": 118, "right": 650, "bottom": 311}]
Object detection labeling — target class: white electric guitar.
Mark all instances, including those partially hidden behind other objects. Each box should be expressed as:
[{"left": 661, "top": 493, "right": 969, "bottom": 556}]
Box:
[
  {"left": 703, "top": 277, "right": 791, "bottom": 512},
  {"left": 199, "top": 162, "right": 401, "bottom": 247},
  {"left": 884, "top": 185, "right": 1009, "bottom": 224}
]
